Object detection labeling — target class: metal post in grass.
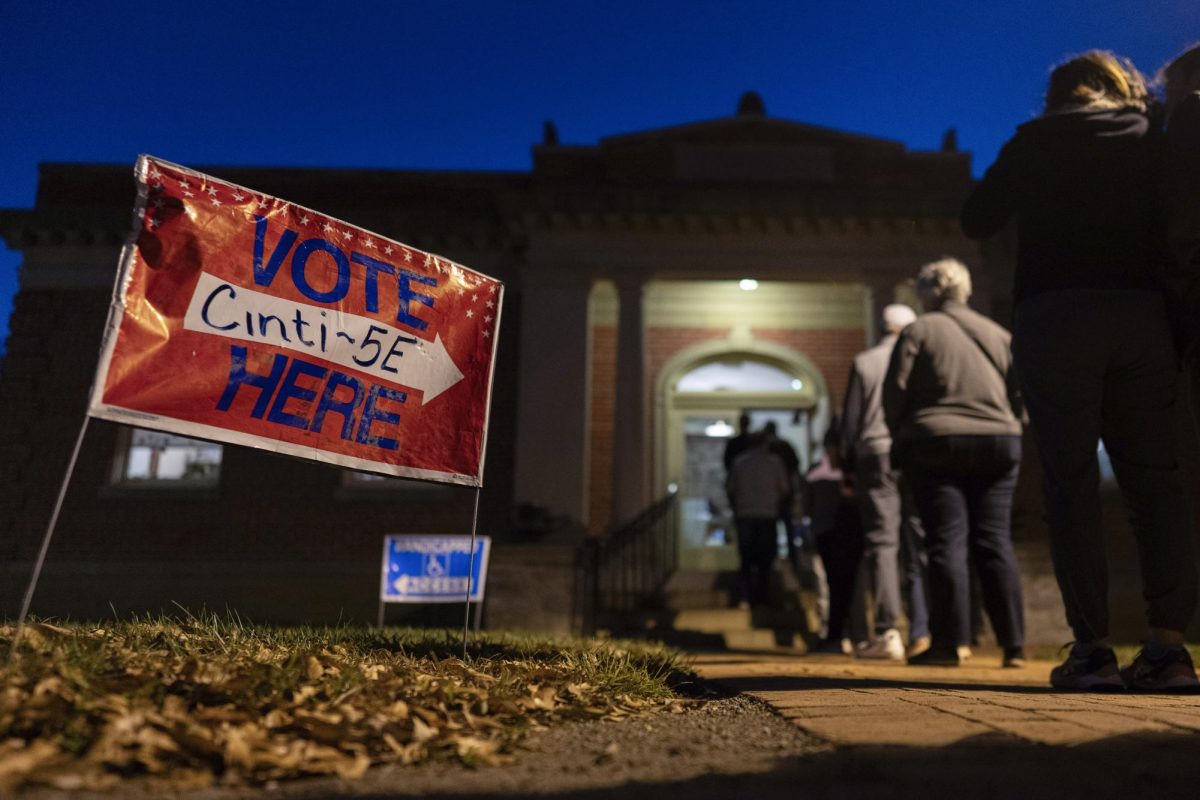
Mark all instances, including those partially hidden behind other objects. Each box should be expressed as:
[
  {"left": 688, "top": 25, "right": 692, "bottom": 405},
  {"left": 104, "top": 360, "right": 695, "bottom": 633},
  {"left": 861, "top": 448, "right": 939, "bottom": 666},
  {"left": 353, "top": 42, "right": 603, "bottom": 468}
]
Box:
[
  {"left": 9, "top": 415, "right": 91, "bottom": 662},
  {"left": 462, "top": 486, "right": 482, "bottom": 660}
]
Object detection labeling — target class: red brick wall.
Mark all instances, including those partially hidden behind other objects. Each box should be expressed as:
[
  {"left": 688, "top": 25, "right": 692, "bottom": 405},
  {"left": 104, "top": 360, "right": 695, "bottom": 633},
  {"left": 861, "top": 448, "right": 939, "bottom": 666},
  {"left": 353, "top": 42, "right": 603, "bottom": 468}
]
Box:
[
  {"left": 588, "top": 325, "right": 616, "bottom": 534},
  {"left": 750, "top": 328, "right": 867, "bottom": 410}
]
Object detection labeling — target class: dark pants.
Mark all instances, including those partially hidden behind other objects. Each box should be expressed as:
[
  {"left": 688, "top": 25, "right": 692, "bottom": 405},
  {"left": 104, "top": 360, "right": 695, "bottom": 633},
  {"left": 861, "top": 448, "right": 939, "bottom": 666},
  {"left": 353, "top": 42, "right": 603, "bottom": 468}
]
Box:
[
  {"left": 906, "top": 435, "right": 1025, "bottom": 650},
  {"left": 900, "top": 488, "right": 930, "bottom": 642},
  {"left": 735, "top": 517, "right": 777, "bottom": 607},
  {"left": 855, "top": 452, "right": 928, "bottom": 638},
  {"left": 1014, "top": 289, "right": 1197, "bottom": 641},
  {"left": 814, "top": 499, "right": 864, "bottom": 641}
]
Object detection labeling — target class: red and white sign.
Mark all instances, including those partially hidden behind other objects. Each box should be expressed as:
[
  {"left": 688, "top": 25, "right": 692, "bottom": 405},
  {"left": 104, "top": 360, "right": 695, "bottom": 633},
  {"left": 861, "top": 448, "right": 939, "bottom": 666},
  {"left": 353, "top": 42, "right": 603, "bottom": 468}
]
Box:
[{"left": 88, "top": 155, "right": 504, "bottom": 486}]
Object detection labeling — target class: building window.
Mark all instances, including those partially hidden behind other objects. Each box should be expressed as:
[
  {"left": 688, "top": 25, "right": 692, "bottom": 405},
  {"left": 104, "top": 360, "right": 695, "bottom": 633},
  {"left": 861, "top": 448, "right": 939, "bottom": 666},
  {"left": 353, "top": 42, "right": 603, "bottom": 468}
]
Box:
[{"left": 113, "top": 428, "right": 222, "bottom": 487}]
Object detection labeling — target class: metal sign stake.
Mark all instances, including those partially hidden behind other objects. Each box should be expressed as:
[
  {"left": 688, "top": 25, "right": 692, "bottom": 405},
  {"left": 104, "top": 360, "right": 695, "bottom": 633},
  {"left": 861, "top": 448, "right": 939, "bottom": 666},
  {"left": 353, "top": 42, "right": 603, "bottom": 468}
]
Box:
[
  {"left": 9, "top": 414, "right": 91, "bottom": 662},
  {"left": 462, "top": 487, "right": 482, "bottom": 660}
]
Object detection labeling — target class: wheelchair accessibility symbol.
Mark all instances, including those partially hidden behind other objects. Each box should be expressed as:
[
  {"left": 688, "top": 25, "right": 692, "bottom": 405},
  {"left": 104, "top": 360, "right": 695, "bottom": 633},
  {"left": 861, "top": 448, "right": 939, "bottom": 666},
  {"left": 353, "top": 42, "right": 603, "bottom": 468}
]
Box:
[{"left": 423, "top": 553, "right": 449, "bottom": 577}]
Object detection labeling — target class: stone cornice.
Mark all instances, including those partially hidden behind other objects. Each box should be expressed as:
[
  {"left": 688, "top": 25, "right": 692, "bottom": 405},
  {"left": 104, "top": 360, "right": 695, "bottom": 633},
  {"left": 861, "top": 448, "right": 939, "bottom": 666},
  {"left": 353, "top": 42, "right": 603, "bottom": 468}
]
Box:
[{"left": 509, "top": 209, "right": 962, "bottom": 238}]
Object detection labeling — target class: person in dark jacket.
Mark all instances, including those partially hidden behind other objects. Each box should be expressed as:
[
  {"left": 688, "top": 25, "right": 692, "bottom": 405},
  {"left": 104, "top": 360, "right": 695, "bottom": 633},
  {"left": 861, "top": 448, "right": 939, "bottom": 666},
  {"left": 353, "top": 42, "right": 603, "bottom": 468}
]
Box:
[
  {"left": 883, "top": 259, "right": 1026, "bottom": 669},
  {"left": 1161, "top": 44, "right": 1200, "bottom": 432},
  {"left": 804, "top": 421, "right": 864, "bottom": 654},
  {"left": 723, "top": 413, "right": 754, "bottom": 472},
  {"left": 962, "top": 51, "right": 1198, "bottom": 691}
]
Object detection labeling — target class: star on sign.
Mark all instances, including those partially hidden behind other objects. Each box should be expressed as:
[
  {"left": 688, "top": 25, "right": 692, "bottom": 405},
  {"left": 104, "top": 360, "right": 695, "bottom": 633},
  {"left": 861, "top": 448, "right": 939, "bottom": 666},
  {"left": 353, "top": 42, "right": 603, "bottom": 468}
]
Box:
[
  {"left": 183, "top": 190, "right": 195, "bottom": 198},
  {"left": 323, "top": 222, "right": 335, "bottom": 233},
  {"left": 341, "top": 230, "right": 353, "bottom": 241},
  {"left": 486, "top": 298, "right": 495, "bottom": 308},
  {"left": 488, "top": 284, "right": 497, "bottom": 294},
  {"left": 257, "top": 199, "right": 269, "bottom": 210},
  {"left": 404, "top": 250, "right": 413, "bottom": 262},
  {"left": 471, "top": 294, "right": 478, "bottom": 303},
  {"left": 153, "top": 198, "right": 164, "bottom": 209},
  {"left": 300, "top": 214, "right": 311, "bottom": 225},
  {"left": 150, "top": 217, "right": 161, "bottom": 229},
  {"left": 210, "top": 197, "right": 222, "bottom": 207},
  {"left": 482, "top": 329, "right": 491, "bottom": 338},
  {"left": 362, "top": 238, "right": 375, "bottom": 249},
  {"left": 466, "top": 309, "right": 474, "bottom": 318},
  {"left": 232, "top": 191, "right": 246, "bottom": 201},
  {"left": 384, "top": 245, "right": 394, "bottom": 255},
  {"left": 149, "top": 167, "right": 162, "bottom": 180},
  {"left": 484, "top": 314, "right": 493, "bottom": 323},
  {"left": 179, "top": 179, "right": 191, "bottom": 189},
  {"left": 205, "top": 186, "right": 218, "bottom": 197}
]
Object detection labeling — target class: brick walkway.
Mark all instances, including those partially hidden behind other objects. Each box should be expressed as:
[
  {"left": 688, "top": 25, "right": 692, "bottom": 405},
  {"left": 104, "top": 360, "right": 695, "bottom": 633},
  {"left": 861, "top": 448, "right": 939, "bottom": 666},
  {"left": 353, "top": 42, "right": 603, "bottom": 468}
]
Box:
[{"left": 692, "top": 651, "right": 1200, "bottom": 747}]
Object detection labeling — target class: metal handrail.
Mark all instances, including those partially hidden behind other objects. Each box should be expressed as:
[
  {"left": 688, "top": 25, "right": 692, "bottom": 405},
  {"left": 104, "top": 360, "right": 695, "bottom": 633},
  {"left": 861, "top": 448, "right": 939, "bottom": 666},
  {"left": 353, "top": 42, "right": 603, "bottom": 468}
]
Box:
[{"left": 573, "top": 491, "right": 679, "bottom": 636}]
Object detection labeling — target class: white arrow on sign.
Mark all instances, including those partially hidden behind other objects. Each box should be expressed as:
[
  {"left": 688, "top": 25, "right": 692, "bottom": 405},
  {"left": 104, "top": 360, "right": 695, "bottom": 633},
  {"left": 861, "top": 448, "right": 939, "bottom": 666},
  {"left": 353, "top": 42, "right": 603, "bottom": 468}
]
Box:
[
  {"left": 183, "top": 270, "right": 465, "bottom": 403},
  {"left": 404, "top": 332, "right": 464, "bottom": 403}
]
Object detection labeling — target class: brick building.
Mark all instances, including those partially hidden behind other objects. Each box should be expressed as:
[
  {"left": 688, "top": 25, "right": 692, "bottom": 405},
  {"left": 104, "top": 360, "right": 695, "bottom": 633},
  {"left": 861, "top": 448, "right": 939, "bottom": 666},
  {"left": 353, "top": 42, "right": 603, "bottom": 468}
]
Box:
[{"left": 0, "top": 95, "right": 1003, "bottom": 631}]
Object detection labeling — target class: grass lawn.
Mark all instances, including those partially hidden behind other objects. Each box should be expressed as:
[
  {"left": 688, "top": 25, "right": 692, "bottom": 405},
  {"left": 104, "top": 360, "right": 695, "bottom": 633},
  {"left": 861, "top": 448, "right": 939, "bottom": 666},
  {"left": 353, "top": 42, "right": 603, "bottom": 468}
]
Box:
[{"left": 0, "top": 615, "right": 687, "bottom": 792}]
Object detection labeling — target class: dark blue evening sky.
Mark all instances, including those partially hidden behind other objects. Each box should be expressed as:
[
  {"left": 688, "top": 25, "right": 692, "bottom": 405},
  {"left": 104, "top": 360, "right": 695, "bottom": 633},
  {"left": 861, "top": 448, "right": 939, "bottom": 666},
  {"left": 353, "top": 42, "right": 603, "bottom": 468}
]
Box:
[{"left": 0, "top": 1, "right": 1193, "bottom": 351}]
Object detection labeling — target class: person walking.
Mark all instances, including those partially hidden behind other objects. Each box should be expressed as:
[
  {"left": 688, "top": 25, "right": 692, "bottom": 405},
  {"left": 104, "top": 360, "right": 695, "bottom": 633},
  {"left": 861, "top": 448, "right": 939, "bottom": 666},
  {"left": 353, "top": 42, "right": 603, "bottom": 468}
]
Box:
[
  {"left": 727, "top": 433, "right": 791, "bottom": 608},
  {"left": 763, "top": 421, "right": 803, "bottom": 579},
  {"left": 841, "top": 303, "right": 930, "bottom": 660},
  {"left": 962, "top": 51, "right": 1197, "bottom": 690},
  {"left": 804, "top": 423, "right": 865, "bottom": 654},
  {"left": 723, "top": 412, "right": 754, "bottom": 471},
  {"left": 883, "top": 259, "right": 1026, "bottom": 668},
  {"left": 1162, "top": 44, "right": 1200, "bottom": 434}
]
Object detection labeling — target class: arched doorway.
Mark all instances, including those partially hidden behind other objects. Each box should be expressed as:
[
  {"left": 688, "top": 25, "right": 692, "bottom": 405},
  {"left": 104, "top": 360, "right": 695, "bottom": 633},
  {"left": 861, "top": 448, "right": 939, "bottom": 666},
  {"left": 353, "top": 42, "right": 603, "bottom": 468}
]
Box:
[{"left": 656, "top": 341, "right": 829, "bottom": 571}]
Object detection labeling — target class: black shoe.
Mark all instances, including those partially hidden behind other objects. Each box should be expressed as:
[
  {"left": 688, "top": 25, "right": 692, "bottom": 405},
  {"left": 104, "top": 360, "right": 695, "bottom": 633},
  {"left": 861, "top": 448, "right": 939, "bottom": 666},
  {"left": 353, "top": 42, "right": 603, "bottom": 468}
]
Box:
[
  {"left": 1120, "top": 646, "right": 1200, "bottom": 693},
  {"left": 907, "top": 646, "right": 961, "bottom": 666},
  {"left": 1050, "top": 643, "right": 1123, "bottom": 690}
]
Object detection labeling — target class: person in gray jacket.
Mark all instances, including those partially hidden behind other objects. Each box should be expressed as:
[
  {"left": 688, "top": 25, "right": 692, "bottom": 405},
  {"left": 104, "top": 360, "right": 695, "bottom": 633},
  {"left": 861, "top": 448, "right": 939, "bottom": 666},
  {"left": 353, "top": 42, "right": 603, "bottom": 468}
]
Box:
[
  {"left": 727, "top": 435, "right": 791, "bottom": 608},
  {"left": 884, "top": 258, "right": 1026, "bottom": 668},
  {"left": 842, "top": 303, "right": 929, "bottom": 660}
]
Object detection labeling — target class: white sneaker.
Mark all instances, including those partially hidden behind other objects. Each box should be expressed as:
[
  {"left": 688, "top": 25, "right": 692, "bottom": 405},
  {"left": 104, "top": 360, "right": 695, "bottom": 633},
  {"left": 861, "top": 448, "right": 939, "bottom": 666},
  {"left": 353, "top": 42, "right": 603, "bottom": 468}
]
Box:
[{"left": 856, "top": 628, "right": 905, "bottom": 660}]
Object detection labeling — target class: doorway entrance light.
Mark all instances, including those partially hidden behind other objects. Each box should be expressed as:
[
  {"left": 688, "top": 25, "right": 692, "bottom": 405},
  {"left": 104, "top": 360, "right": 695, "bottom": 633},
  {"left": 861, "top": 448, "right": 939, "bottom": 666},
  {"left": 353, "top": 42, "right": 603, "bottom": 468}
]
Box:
[{"left": 704, "top": 421, "right": 735, "bottom": 438}]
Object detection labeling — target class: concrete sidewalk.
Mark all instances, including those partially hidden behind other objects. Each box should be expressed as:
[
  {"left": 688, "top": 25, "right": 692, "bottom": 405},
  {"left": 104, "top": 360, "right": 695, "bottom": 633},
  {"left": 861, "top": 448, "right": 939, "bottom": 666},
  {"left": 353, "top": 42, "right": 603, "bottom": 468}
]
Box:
[{"left": 693, "top": 650, "right": 1200, "bottom": 747}]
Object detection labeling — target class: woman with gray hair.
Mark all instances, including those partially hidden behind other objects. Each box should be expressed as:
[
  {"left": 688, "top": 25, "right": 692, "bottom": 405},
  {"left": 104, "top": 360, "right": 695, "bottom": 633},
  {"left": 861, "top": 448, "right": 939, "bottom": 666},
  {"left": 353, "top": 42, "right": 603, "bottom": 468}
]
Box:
[
  {"left": 883, "top": 258, "right": 1026, "bottom": 668},
  {"left": 962, "top": 51, "right": 1197, "bottom": 691}
]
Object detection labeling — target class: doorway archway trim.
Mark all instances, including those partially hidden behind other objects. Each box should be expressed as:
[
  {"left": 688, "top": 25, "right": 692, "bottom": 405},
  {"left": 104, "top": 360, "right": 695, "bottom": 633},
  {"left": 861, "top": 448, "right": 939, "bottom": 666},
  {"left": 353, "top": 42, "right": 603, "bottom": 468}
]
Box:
[{"left": 653, "top": 337, "right": 830, "bottom": 496}]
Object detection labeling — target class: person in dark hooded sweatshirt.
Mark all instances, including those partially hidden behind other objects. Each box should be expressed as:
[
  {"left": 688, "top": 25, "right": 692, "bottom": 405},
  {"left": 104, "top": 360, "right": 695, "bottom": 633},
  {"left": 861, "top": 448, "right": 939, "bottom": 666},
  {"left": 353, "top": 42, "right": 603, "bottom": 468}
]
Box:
[
  {"left": 1160, "top": 44, "right": 1200, "bottom": 430},
  {"left": 962, "top": 51, "right": 1198, "bottom": 692}
]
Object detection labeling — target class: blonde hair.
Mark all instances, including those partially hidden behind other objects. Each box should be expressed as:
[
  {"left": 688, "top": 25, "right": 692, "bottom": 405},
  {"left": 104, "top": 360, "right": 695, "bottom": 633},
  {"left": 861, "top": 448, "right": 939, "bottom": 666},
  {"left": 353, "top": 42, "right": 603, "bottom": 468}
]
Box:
[
  {"left": 1044, "top": 50, "right": 1148, "bottom": 114},
  {"left": 916, "top": 258, "right": 972, "bottom": 304}
]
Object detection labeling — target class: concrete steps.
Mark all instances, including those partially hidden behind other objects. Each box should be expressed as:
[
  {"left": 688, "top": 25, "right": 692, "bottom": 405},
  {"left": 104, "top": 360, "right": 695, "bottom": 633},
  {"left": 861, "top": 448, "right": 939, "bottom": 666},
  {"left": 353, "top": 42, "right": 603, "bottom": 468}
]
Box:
[{"left": 638, "top": 568, "right": 818, "bottom": 652}]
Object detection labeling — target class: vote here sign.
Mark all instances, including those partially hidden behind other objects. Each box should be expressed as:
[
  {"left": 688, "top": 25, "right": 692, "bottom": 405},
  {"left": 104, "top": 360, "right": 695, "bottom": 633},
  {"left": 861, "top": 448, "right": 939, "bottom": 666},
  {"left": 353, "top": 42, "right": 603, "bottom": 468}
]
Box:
[{"left": 88, "top": 155, "right": 504, "bottom": 486}]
